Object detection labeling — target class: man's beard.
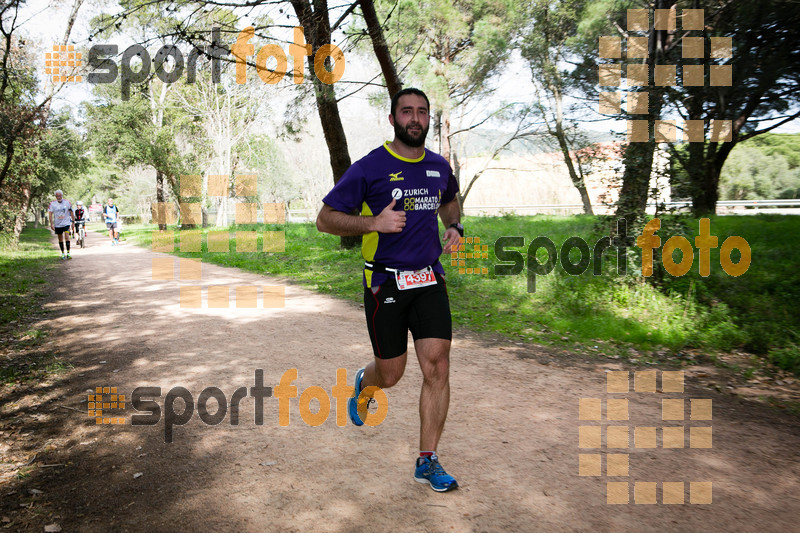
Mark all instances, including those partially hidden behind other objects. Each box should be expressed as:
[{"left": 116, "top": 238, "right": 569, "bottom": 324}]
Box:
[{"left": 394, "top": 120, "right": 429, "bottom": 148}]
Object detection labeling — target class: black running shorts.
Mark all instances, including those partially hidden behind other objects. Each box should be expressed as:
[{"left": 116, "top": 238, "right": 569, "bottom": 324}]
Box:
[
  {"left": 54, "top": 225, "right": 70, "bottom": 235},
  {"left": 363, "top": 272, "right": 452, "bottom": 359}
]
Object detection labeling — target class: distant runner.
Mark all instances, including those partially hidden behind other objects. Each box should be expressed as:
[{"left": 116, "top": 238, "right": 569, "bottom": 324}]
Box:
[
  {"left": 48, "top": 190, "right": 74, "bottom": 260},
  {"left": 103, "top": 198, "right": 120, "bottom": 245},
  {"left": 74, "top": 201, "right": 87, "bottom": 246},
  {"left": 316, "top": 88, "right": 463, "bottom": 492}
]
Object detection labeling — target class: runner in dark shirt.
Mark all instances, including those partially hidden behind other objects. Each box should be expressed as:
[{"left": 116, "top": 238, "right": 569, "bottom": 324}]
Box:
[{"left": 317, "top": 88, "right": 463, "bottom": 492}]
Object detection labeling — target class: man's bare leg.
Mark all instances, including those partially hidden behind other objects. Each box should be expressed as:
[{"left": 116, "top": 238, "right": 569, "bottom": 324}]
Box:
[
  {"left": 362, "top": 353, "right": 407, "bottom": 390},
  {"left": 412, "top": 337, "right": 457, "bottom": 491},
  {"left": 359, "top": 339, "right": 450, "bottom": 449},
  {"left": 414, "top": 338, "right": 450, "bottom": 451}
]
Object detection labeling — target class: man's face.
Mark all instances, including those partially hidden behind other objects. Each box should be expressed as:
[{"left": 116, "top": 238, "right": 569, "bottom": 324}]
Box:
[
  {"left": 107, "top": 199, "right": 113, "bottom": 205},
  {"left": 390, "top": 94, "right": 430, "bottom": 148},
  {"left": 55, "top": 192, "right": 63, "bottom": 202}
]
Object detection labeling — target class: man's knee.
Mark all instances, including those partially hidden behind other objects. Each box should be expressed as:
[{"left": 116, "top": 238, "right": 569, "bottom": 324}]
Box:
[
  {"left": 424, "top": 355, "right": 449, "bottom": 383},
  {"left": 375, "top": 359, "right": 406, "bottom": 388},
  {"left": 418, "top": 340, "right": 450, "bottom": 383}
]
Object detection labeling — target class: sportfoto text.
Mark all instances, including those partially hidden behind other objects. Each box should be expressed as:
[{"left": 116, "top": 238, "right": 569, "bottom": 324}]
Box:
[
  {"left": 87, "top": 26, "right": 345, "bottom": 100},
  {"left": 130, "top": 369, "right": 387, "bottom": 443},
  {"left": 494, "top": 218, "right": 751, "bottom": 293}
]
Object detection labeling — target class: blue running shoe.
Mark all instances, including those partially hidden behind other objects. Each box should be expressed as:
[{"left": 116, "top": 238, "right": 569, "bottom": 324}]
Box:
[
  {"left": 348, "top": 368, "right": 367, "bottom": 426},
  {"left": 415, "top": 454, "right": 458, "bottom": 492}
]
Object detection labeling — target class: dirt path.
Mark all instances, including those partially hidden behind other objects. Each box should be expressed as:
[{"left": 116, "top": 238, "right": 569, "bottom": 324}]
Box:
[{"left": 2, "top": 228, "right": 800, "bottom": 532}]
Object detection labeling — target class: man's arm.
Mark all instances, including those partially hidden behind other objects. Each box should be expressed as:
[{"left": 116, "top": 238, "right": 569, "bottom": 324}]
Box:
[
  {"left": 316, "top": 199, "right": 406, "bottom": 237},
  {"left": 438, "top": 198, "right": 460, "bottom": 228},
  {"left": 438, "top": 198, "right": 461, "bottom": 254},
  {"left": 48, "top": 210, "right": 54, "bottom": 229}
]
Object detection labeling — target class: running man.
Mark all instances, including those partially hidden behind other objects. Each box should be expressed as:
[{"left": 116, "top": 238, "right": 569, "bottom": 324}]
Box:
[
  {"left": 103, "top": 198, "right": 120, "bottom": 245},
  {"left": 316, "top": 88, "right": 463, "bottom": 492},
  {"left": 74, "top": 201, "right": 87, "bottom": 246},
  {"left": 48, "top": 190, "right": 74, "bottom": 259}
]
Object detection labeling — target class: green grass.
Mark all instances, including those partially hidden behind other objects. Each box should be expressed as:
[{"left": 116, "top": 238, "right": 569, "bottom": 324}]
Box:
[
  {"left": 0, "top": 227, "right": 59, "bottom": 330},
  {"left": 123, "top": 214, "right": 800, "bottom": 372},
  {"left": 655, "top": 215, "right": 800, "bottom": 370},
  {"left": 125, "top": 222, "right": 365, "bottom": 299},
  {"left": 0, "top": 227, "right": 71, "bottom": 385}
]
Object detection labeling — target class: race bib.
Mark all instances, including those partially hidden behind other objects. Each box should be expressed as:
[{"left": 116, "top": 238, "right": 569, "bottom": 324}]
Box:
[{"left": 395, "top": 266, "right": 437, "bottom": 290}]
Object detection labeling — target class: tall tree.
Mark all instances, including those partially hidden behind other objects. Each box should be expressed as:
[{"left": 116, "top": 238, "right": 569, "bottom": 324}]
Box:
[
  {"left": 289, "top": 0, "right": 365, "bottom": 247},
  {"left": 164, "top": 0, "right": 365, "bottom": 246},
  {"left": 359, "top": 0, "right": 403, "bottom": 97},
  {"left": 522, "top": 0, "right": 595, "bottom": 215},
  {"left": 573, "top": 0, "right": 677, "bottom": 224},
  {"left": 175, "top": 63, "right": 273, "bottom": 226},
  {"left": 89, "top": 1, "right": 208, "bottom": 229},
  {"left": 28, "top": 111, "right": 88, "bottom": 227},
  {"left": 0, "top": 0, "right": 85, "bottom": 241},
  {"left": 574, "top": 0, "right": 800, "bottom": 222},
  {"left": 84, "top": 80, "right": 192, "bottom": 230},
  {"left": 670, "top": 0, "right": 800, "bottom": 215},
  {"left": 374, "top": 0, "right": 523, "bottom": 197}
]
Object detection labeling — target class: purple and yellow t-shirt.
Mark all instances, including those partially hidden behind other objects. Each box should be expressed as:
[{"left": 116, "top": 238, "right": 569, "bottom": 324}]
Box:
[{"left": 322, "top": 142, "right": 459, "bottom": 287}]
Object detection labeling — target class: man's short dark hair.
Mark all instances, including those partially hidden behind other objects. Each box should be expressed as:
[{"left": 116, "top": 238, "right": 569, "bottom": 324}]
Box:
[{"left": 390, "top": 88, "right": 430, "bottom": 117}]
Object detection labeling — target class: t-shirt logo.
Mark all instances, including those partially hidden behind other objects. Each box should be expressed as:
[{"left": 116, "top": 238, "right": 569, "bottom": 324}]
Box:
[
  {"left": 389, "top": 171, "right": 404, "bottom": 181},
  {"left": 391, "top": 188, "right": 403, "bottom": 200},
  {"left": 426, "top": 170, "right": 440, "bottom": 178}
]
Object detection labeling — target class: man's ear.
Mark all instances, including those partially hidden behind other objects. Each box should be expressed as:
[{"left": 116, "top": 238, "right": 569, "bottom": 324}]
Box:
[{"left": 388, "top": 113, "right": 395, "bottom": 127}]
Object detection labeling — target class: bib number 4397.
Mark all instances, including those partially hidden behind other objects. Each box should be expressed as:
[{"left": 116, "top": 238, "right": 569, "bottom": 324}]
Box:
[{"left": 395, "top": 266, "right": 437, "bottom": 290}]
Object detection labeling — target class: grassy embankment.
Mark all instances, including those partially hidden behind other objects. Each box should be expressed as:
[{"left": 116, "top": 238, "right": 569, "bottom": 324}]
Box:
[
  {"left": 0, "top": 227, "right": 72, "bottom": 384},
  {"left": 123, "top": 214, "right": 799, "bottom": 374}
]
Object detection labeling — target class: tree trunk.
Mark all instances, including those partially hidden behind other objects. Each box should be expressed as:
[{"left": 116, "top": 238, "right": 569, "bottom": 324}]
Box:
[
  {"left": 292, "top": 0, "right": 359, "bottom": 248},
  {"left": 692, "top": 163, "right": 718, "bottom": 215},
  {"left": 552, "top": 85, "right": 593, "bottom": 215},
  {"left": 692, "top": 142, "right": 734, "bottom": 216},
  {"left": 13, "top": 184, "right": 31, "bottom": 240},
  {"left": 558, "top": 140, "right": 593, "bottom": 215},
  {"left": 616, "top": 136, "right": 656, "bottom": 225},
  {"left": 615, "top": 0, "right": 675, "bottom": 227},
  {"left": 441, "top": 109, "right": 452, "bottom": 167},
  {"left": 360, "top": 0, "right": 403, "bottom": 97}
]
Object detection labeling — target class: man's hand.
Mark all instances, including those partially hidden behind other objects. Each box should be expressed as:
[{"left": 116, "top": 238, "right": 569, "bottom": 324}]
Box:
[
  {"left": 373, "top": 198, "right": 406, "bottom": 233},
  {"left": 442, "top": 228, "right": 461, "bottom": 254}
]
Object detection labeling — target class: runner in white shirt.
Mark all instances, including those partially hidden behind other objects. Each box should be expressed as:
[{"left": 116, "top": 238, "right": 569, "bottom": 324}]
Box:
[
  {"left": 48, "top": 190, "right": 74, "bottom": 259},
  {"left": 103, "top": 198, "right": 120, "bottom": 245}
]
